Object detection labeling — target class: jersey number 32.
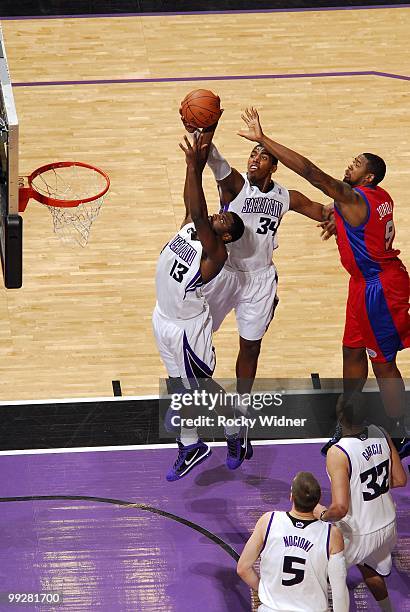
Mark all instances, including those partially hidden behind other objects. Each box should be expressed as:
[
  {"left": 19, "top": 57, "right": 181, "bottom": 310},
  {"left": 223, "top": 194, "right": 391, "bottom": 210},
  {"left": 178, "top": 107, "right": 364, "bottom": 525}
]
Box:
[{"left": 360, "top": 458, "right": 390, "bottom": 501}]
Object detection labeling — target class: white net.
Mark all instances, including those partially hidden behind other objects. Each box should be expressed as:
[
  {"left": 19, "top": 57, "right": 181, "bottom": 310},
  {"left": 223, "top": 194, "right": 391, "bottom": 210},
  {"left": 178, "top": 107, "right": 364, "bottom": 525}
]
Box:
[{"left": 31, "top": 163, "right": 108, "bottom": 247}]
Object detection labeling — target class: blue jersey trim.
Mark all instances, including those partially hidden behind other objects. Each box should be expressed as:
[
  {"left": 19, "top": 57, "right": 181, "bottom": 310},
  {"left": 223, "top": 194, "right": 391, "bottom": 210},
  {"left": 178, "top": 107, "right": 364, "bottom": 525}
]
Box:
[
  {"left": 260, "top": 512, "right": 275, "bottom": 554},
  {"left": 326, "top": 523, "right": 331, "bottom": 560},
  {"left": 347, "top": 224, "right": 382, "bottom": 278},
  {"left": 365, "top": 279, "right": 404, "bottom": 361},
  {"left": 348, "top": 187, "right": 371, "bottom": 229},
  {"left": 336, "top": 189, "right": 381, "bottom": 278},
  {"left": 182, "top": 331, "right": 214, "bottom": 385},
  {"left": 333, "top": 188, "right": 370, "bottom": 230},
  {"left": 184, "top": 268, "right": 203, "bottom": 299}
]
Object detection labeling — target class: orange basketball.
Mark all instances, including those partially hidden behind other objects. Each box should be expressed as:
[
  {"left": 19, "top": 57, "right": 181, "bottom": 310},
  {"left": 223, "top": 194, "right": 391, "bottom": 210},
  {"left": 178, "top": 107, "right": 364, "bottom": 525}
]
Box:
[{"left": 180, "top": 89, "right": 221, "bottom": 129}]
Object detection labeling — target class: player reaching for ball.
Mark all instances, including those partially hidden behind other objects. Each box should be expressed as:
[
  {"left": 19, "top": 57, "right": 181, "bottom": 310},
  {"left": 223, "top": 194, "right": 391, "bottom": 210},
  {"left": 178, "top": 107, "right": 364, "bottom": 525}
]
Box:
[
  {"left": 179, "top": 98, "right": 335, "bottom": 443},
  {"left": 152, "top": 131, "right": 245, "bottom": 481},
  {"left": 237, "top": 107, "right": 410, "bottom": 460}
]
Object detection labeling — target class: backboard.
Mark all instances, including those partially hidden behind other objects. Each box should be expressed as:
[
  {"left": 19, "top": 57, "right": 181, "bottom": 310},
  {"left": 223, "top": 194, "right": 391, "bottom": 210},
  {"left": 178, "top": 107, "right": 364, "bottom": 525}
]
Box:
[{"left": 0, "top": 24, "right": 22, "bottom": 288}]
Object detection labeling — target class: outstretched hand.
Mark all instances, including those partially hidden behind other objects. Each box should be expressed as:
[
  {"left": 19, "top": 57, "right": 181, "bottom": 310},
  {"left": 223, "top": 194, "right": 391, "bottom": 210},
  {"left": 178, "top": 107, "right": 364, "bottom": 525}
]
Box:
[
  {"left": 179, "top": 132, "right": 209, "bottom": 171},
  {"left": 238, "top": 107, "right": 264, "bottom": 142},
  {"left": 317, "top": 203, "right": 336, "bottom": 241}
]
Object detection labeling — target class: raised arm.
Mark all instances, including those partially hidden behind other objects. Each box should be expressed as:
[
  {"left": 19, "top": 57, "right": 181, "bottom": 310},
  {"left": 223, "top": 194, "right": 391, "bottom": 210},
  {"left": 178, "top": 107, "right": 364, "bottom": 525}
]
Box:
[
  {"left": 289, "top": 190, "right": 336, "bottom": 237},
  {"left": 179, "top": 108, "right": 244, "bottom": 206},
  {"left": 238, "top": 107, "right": 367, "bottom": 226},
  {"left": 181, "top": 123, "right": 219, "bottom": 227},
  {"left": 179, "top": 134, "right": 227, "bottom": 282},
  {"left": 207, "top": 142, "right": 245, "bottom": 206}
]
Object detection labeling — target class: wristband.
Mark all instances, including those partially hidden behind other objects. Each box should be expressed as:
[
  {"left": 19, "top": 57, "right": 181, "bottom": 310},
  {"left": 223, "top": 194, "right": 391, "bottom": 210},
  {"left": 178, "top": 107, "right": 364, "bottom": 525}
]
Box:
[{"left": 319, "top": 509, "right": 327, "bottom": 521}]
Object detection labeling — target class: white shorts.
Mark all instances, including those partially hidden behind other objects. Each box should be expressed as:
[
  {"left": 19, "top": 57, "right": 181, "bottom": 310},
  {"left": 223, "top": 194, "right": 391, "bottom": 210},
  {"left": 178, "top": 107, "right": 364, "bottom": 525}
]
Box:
[
  {"left": 152, "top": 305, "right": 215, "bottom": 383},
  {"left": 341, "top": 520, "right": 396, "bottom": 576},
  {"left": 202, "top": 264, "right": 279, "bottom": 341}
]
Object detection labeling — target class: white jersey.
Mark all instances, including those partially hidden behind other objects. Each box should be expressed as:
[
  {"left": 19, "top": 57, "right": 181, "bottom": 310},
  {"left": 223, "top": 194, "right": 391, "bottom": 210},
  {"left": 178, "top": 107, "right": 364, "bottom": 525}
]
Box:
[
  {"left": 222, "top": 173, "right": 290, "bottom": 272},
  {"left": 155, "top": 223, "right": 206, "bottom": 320},
  {"left": 335, "top": 425, "right": 396, "bottom": 535},
  {"left": 259, "top": 511, "right": 331, "bottom": 612}
]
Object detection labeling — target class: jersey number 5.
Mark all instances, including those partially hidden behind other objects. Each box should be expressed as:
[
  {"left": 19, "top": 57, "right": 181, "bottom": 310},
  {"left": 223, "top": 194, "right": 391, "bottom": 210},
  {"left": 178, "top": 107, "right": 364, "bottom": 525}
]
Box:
[
  {"left": 282, "top": 556, "right": 306, "bottom": 586},
  {"left": 360, "top": 458, "right": 390, "bottom": 501},
  {"left": 170, "top": 259, "right": 189, "bottom": 283}
]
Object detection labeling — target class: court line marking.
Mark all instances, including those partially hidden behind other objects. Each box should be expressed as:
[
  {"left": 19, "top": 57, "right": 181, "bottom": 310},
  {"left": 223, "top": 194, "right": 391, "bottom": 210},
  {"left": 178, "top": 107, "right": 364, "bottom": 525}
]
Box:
[
  {"left": 0, "top": 384, "right": 397, "bottom": 406},
  {"left": 2, "top": 4, "right": 410, "bottom": 21},
  {"left": 12, "top": 70, "right": 410, "bottom": 87},
  {"left": 0, "top": 494, "right": 240, "bottom": 561},
  {"left": 0, "top": 394, "right": 159, "bottom": 406},
  {"left": 0, "top": 439, "right": 328, "bottom": 456}
]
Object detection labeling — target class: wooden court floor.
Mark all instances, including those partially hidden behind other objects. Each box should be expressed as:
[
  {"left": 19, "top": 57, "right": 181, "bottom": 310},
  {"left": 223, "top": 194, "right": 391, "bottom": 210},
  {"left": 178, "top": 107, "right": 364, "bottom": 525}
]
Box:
[{"left": 0, "top": 7, "right": 409, "bottom": 400}]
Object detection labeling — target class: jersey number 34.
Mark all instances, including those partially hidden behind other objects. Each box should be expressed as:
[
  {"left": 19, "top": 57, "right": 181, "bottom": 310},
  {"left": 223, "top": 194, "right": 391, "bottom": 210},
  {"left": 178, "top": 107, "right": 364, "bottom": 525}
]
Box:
[{"left": 256, "top": 216, "right": 278, "bottom": 236}]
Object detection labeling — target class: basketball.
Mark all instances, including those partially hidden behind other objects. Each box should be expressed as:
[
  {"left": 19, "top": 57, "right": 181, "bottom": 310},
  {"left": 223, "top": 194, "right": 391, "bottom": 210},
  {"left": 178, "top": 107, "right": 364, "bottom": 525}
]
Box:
[{"left": 180, "top": 89, "right": 221, "bottom": 129}]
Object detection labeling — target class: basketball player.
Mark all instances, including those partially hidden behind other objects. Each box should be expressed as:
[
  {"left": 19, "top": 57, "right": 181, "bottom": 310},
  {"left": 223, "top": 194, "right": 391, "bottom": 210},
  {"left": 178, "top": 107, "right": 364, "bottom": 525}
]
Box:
[
  {"left": 180, "top": 110, "right": 334, "bottom": 463},
  {"left": 237, "top": 107, "right": 410, "bottom": 459},
  {"left": 152, "top": 132, "right": 245, "bottom": 481},
  {"left": 313, "top": 394, "right": 407, "bottom": 610},
  {"left": 237, "top": 471, "right": 349, "bottom": 612}
]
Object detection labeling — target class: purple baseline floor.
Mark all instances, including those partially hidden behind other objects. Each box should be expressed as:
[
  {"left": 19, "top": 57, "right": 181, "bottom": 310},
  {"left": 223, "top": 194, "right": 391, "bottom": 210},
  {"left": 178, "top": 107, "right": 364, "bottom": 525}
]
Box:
[{"left": 0, "top": 444, "right": 408, "bottom": 611}]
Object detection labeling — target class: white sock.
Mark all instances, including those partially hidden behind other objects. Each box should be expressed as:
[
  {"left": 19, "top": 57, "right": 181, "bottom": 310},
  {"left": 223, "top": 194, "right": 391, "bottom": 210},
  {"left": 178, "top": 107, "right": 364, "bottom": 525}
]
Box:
[
  {"left": 377, "top": 596, "right": 393, "bottom": 611},
  {"left": 224, "top": 424, "right": 241, "bottom": 436},
  {"left": 180, "top": 426, "right": 199, "bottom": 447}
]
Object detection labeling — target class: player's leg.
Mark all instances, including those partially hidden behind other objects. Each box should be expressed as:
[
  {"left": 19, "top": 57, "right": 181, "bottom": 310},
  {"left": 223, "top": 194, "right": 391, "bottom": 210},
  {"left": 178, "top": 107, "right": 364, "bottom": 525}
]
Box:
[
  {"left": 342, "top": 279, "right": 369, "bottom": 395},
  {"left": 372, "top": 358, "right": 409, "bottom": 459},
  {"left": 154, "top": 307, "right": 213, "bottom": 481},
  {"left": 235, "top": 267, "right": 279, "bottom": 395},
  {"left": 321, "top": 282, "right": 367, "bottom": 455},
  {"left": 226, "top": 268, "right": 278, "bottom": 469},
  {"left": 236, "top": 336, "right": 262, "bottom": 395},
  {"left": 343, "top": 346, "right": 368, "bottom": 391},
  {"left": 356, "top": 526, "right": 396, "bottom": 611},
  {"left": 364, "top": 268, "right": 410, "bottom": 457},
  {"left": 348, "top": 521, "right": 396, "bottom": 610},
  {"left": 357, "top": 564, "right": 391, "bottom": 610}
]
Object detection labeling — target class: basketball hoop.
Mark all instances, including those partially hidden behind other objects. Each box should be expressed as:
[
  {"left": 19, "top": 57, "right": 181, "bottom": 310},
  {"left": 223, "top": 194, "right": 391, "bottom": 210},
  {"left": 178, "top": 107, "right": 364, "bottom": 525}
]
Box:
[{"left": 19, "top": 161, "right": 110, "bottom": 247}]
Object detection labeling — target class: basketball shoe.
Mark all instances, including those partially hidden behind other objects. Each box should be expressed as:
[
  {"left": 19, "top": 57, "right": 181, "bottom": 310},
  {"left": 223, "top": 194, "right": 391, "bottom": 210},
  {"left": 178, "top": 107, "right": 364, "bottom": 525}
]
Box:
[
  {"left": 166, "top": 439, "right": 211, "bottom": 481},
  {"left": 226, "top": 425, "right": 253, "bottom": 470},
  {"left": 393, "top": 437, "right": 410, "bottom": 461}
]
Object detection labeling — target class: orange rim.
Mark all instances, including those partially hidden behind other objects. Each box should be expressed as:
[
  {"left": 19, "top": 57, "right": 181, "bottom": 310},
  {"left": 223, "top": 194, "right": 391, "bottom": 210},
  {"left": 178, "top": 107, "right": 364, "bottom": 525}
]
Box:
[{"left": 28, "top": 161, "right": 110, "bottom": 208}]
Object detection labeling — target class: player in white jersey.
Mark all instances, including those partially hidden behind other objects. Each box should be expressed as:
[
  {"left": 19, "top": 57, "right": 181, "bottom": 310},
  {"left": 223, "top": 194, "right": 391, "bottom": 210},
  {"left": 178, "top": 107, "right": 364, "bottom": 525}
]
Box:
[
  {"left": 153, "top": 132, "right": 245, "bottom": 481},
  {"left": 180, "top": 110, "right": 334, "bottom": 468},
  {"left": 313, "top": 393, "right": 407, "bottom": 610},
  {"left": 237, "top": 471, "right": 349, "bottom": 612}
]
